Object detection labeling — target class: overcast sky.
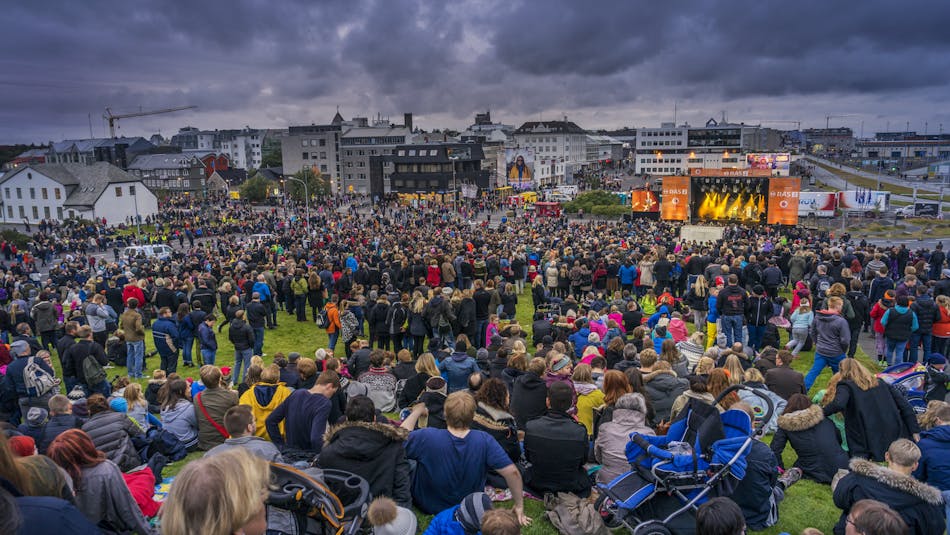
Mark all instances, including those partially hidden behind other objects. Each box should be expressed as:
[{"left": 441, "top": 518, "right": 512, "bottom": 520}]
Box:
[{"left": 2, "top": 0, "right": 949, "bottom": 144}]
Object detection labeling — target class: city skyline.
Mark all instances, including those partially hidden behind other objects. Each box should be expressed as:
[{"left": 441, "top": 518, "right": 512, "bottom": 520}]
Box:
[{"left": 2, "top": 0, "right": 949, "bottom": 144}]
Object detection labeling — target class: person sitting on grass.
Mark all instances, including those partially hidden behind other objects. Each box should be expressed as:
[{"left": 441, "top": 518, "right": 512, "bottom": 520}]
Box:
[
  {"left": 400, "top": 391, "right": 529, "bottom": 526},
  {"left": 695, "top": 497, "right": 745, "bottom": 535},
  {"left": 422, "top": 492, "right": 494, "bottom": 535},
  {"left": 911, "top": 401, "right": 950, "bottom": 528},
  {"left": 770, "top": 393, "right": 850, "bottom": 484},
  {"left": 204, "top": 405, "right": 283, "bottom": 462},
  {"left": 523, "top": 381, "right": 591, "bottom": 498},
  {"left": 833, "top": 438, "right": 944, "bottom": 535},
  {"left": 265, "top": 370, "right": 339, "bottom": 460},
  {"left": 239, "top": 363, "right": 292, "bottom": 441}
]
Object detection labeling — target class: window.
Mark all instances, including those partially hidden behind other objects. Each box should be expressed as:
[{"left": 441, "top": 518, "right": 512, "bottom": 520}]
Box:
[
  {"left": 57, "top": 207, "right": 63, "bottom": 219},
  {"left": 29, "top": 188, "right": 35, "bottom": 199},
  {"left": 319, "top": 139, "right": 326, "bottom": 146},
  {"left": 129, "top": 186, "right": 135, "bottom": 195},
  {"left": 430, "top": 150, "right": 438, "bottom": 156},
  {"left": 2, "top": 188, "right": 6, "bottom": 199},
  {"left": 31, "top": 206, "right": 38, "bottom": 219},
  {"left": 115, "top": 186, "right": 123, "bottom": 197},
  {"left": 301, "top": 139, "right": 308, "bottom": 147},
  {"left": 320, "top": 152, "right": 327, "bottom": 159},
  {"left": 408, "top": 150, "right": 416, "bottom": 156},
  {"left": 16, "top": 188, "right": 21, "bottom": 199},
  {"left": 43, "top": 207, "right": 50, "bottom": 219},
  {"left": 320, "top": 165, "right": 327, "bottom": 173},
  {"left": 5, "top": 207, "right": 11, "bottom": 219},
  {"left": 397, "top": 150, "right": 405, "bottom": 156},
  {"left": 41, "top": 187, "right": 47, "bottom": 199},
  {"left": 302, "top": 152, "right": 309, "bottom": 159}
]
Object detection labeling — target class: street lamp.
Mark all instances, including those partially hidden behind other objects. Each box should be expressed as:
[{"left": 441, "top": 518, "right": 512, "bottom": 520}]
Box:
[
  {"left": 448, "top": 152, "right": 461, "bottom": 212},
  {"left": 285, "top": 176, "right": 310, "bottom": 234}
]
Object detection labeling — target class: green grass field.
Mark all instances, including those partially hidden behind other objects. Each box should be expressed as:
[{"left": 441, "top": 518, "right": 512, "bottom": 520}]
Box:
[{"left": 50, "top": 292, "right": 876, "bottom": 534}]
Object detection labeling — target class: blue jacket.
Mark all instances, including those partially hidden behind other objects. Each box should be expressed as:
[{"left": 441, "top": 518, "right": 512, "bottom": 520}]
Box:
[
  {"left": 423, "top": 505, "right": 477, "bottom": 535},
  {"left": 152, "top": 317, "right": 180, "bottom": 355},
  {"left": 198, "top": 322, "right": 217, "bottom": 351},
  {"left": 569, "top": 327, "right": 592, "bottom": 358},
  {"left": 618, "top": 264, "right": 638, "bottom": 285},
  {"left": 6, "top": 355, "right": 55, "bottom": 398},
  {"left": 252, "top": 281, "right": 272, "bottom": 302},
  {"left": 881, "top": 305, "right": 919, "bottom": 332},
  {"left": 706, "top": 295, "right": 719, "bottom": 323},
  {"left": 913, "top": 425, "right": 950, "bottom": 491},
  {"left": 438, "top": 353, "right": 481, "bottom": 393},
  {"left": 647, "top": 306, "right": 671, "bottom": 329}
]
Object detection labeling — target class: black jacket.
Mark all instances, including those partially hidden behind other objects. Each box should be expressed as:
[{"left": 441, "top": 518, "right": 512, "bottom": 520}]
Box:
[
  {"left": 368, "top": 301, "right": 390, "bottom": 335},
  {"left": 644, "top": 369, "right": 688, "bottom": 423},
  {"left": 64, "top": 340, "right": 108, "bottom": 386},
  {"left": 228, "top": 319, "right": 255, "bottom": 350},
  {"left": 744, "top": 295, "right": 773, "bottom": 326},
  {"left": 471, "top": 402, "right": 521, "bottom": 464},
  {"left": 833, "top": 459, "right": 944, "bottom": 535},
  {"left": 823, "top": 379, "right": 919, "bottom": 462},
  {"left": 912, "top": 294, "right": 938, "bottom": 335},
  {"left": 770, "top": 405, "right": 849, "bottom": 483},
  {"left": 316, "top": 421, "right": 412, "bottom": 508},
  {"left": 37, "top": 413, "right": 84, "bottom": 454},
  {"left": 716, "top": 284, "right": 747, "bottom": 316},
  {"left": 523, "top": 410, "right": 591, "bottom": 496},
  {"left": 246, "top": 301, "right": 267, "bottom": 328},
  {"left": 397, "top": 372, "right": 430, "bottom": 410},
  {"left": 510, "top": 372, "right": 547, "bottom": 429},
  {"left": 730, "top": 440, "right": 778, "bottom": 531}
]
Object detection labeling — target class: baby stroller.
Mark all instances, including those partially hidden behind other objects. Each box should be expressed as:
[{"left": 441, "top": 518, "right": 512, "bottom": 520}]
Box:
[
  {"left": 595, "top": 384, "right": 775, "bottom": 535},
  {"left": 266, "top": 463, "right": 372, "bottom": 535},
  {"left": 877, "top": 362, "right": 928, "bottom": 414}
]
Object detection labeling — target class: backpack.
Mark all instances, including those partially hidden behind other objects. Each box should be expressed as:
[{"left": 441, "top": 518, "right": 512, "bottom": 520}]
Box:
[
  {"left": 316, "top": 308, "right": 330, "bottom": 328},
  {"left": 544, "top": 492, "right": 609, "bottom": 535},
  {"left": 816, "top": 276, "right": 832, "bottom": 294},
  {"left": 23, "top": 357, "right": 59, "bottom": 398},
  {"left": 82, "top": 354, "right": 107, "bottom": 386},
  {"left": 146, "top": 428, "right": 188, "bottom": 461}
]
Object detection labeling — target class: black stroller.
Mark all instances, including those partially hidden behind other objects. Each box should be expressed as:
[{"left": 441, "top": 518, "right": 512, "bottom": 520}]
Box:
[{"left": 267, "top": 463, "right": 372, "bottom": 535}]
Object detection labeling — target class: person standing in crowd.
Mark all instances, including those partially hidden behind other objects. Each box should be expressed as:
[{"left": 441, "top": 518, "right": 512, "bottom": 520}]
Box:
[
  {"left": 119, "top": 297, "right": 146, "bottom": 379},
  {"left": 804, "top": 296, "right": 850, "bottom": 392},
  {"left": 881, "top": 295, "right": 918, "bottom": 366},
  {"left": 716, "top": 274, "right": 747, "bottom": 347},
  {"left": 152, "top": 306, "right": 180, "bottom": 374},
  {"left": 64, "top": 325, "right": 110, "bottom": 397},
  {"left": 266, "top": 370, "right": 340, "bottom": 458},
  {"left": 197, "top": 315, "right": 218, "bottom": 366},
  {"left": 228, "top": 310, "right": 255, "bottom": 386}
]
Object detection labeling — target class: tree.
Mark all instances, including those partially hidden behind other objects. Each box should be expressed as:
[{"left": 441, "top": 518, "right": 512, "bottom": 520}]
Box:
[
  {"left": 261, "top": 144, "right": 282, "bottom": 169},
  {"left": 240, "top": 175, "right": 272, "bottom": 202},
  {"left": 288, "top": 168, "right": 331, "bottom": 200}
]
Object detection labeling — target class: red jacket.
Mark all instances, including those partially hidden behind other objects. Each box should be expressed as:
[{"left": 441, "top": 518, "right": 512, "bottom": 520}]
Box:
[{"left": 122, "top": 284, "right": 145, "bottom": 307}]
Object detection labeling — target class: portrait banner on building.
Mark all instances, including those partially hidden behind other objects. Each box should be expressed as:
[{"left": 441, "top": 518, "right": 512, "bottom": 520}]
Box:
[
  {"left": 746, "top": 152, "right": 791, "bottom": 171},
  {"left": 660, "top": 176, "right": 690, "bottom": 221},
  {"left": 767, "top": 177, "right": 801, "bottom": 225},
  {"left": 505, "top": 148, "right": 535, "bottom": 190}
]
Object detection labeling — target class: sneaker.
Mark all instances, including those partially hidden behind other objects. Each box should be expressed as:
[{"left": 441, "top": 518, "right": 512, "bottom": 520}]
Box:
[{"left": 778, "top": 467, "right": 802, "bottom": 490}]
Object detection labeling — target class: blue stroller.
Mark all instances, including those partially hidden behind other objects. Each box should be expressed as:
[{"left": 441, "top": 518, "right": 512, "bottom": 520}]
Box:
[
  {"left": 595, "top": 385, "right": 775, "bottom": 535},
  {"left": 877, "top": 362, "right": 929, "bottom": 414}
]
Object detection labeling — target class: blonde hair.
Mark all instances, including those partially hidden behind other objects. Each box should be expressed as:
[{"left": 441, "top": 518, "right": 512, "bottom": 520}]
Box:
[
  {"left": 250, "top": 356, "right": 264, "bottom": 369},
  {"left": 260, "top": 364, "right": 280, "bottom": 384},
  {"left": 918, "top": 400, "right": 950, "bottom": 430},
  {"left": 123, "top": 383, "right": 147, "bottom": 409},
  {"left": 886, "top": 438, "right": 920, "bottom": 467},
  {"left": 444, "top": 391, "right": 476, "bottom": 429},
  {"left": 572, "top": 363, "right": 594, "bottom": 384},
  {"left": 160, "top": 448, "right": 270, "bottom": 535},
  {"left": 722, "top": 355, "right": 744, "bottom": 385},
  {"left": 694, "top": 356, "right": 716, "bottom": 375},
  {"left": 415, "top": 353, "right": 440, "bottom": 377},
  {"left": 743, "top": 367, "right": 765, "bottom": 383}
]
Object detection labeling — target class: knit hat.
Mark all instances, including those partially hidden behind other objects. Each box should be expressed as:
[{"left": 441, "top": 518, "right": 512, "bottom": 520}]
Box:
[
  {"left": 489, "top": 335, "right": 504, "bottom": 347},
  {"left": 551, "top": 355, "right": 571, "bottom": 372},
  {"left": 288, "top": 352, "right": 300, "bottom": 361},
  {"left": 370, "top": 501, "right": 417, "bottom": 535},
  {"left": 26, "top": 407, "right": 48, "bottom": 426},
  {"left": 109, "top": 397, "right": 128, "bottom": 413},
  {"left": 67, "top": 385, "right": 86, "bottom": 401},
  {"left": 476, "top": 348, "right": 489, "bottom": 362},
  {"left": 442, "top": 287, "right": 453, "bottom": 296},
  {"left": 587, "top": 332, "right": 601, "bottom": 344},
  {"left": 942, "top": 269, "right": 950, "bottom": 279},
  {"left": 454, "top": 492, "right": 493, "bottom": 534},
  {"left": 8, "top": 436, "right": 35, "bottom": 457},
  {"left": 928, "top": 353, "right": 947, "bottom": 366}
]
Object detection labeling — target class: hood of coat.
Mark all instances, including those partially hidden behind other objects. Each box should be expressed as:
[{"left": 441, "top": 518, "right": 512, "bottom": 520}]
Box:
[
  {"left": 516, "top": 372, "right": 545, "bottom": 391},
  {"left": 921, "top": 425, "right": 950, "bottom": 444},
  {"left": 849, "top": 458, "right": 943, "bottom": 505},
  {"left": 574, "top": 382, "right": 599, "bottom": 396},
  {"left": 611, "top": 407, "right": 649, "bottom": 428},
  {"left": 161, "top": 400, "right": 192, "bottom": 423},
  {"left": 777, "top": 404, "right": 824, "bottom": 432},
  {"left": 450, "top": 352, "right": 470, "bottom": 363},
  {"left": 681, "top": 390, "right": 715, "bottom": 404},
  {"left": 473, "top": 403, "right": 516, "bottom": 431},
  {"left": 323, "top": 420, "right": 407, "bottom": 450}
]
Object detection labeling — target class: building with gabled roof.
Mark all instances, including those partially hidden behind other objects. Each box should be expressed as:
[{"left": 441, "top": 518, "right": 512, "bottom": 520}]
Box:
[{"left": 0, "top": 162, "right": 158, "bottom": 224}]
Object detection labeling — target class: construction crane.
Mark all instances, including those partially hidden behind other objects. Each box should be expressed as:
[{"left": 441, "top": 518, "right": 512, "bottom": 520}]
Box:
[
  {"left": 825, "top": 114, "right": 857, "bottom": 129},
  {"left": 761, "top": 120, "right": 802, "bottom": 130},
  {"left": 103, "top": 105, "right": 196, "bottom": 138}
]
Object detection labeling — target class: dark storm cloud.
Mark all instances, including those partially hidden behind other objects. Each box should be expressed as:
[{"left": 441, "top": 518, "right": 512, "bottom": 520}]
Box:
[{"left": 1, "top": 0, "right": 949, "bottom": 143}]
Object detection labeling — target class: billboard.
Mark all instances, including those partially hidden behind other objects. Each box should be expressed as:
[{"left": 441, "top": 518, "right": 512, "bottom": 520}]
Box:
[
  {"left": 505, "top": 148, "right": 535, "bottom": 190},
  {"left": 767, "top": 177, "right": 801, "bottom": 225},
  {"left": 689, "top": 168, "right": 772, "bottom": 177},
  {"left": 661, "top": 176, "right": 690, "bottom": 221},
  {"left": 630, "top": 190, "right": 659, "bottom": 213},
  {"left": 799, "top": 192, "right": 837, "bottom": 218},
  {"left": 837, "top": 190, "right": 890, "bottom": 212},
  {"left": 746, "top": 153, "right": 791, "bottom": 171}
]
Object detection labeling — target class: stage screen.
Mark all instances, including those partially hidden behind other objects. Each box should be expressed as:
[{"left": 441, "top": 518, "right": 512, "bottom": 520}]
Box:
[
  {"left": 746, "top": 152, "right": 791, "bottom": 171},
  {"left": 691, "top": 176, "right": 767, "bottom": 223},
  {"left": 505, "top": 148, "right": 535, "bottom": 190},
  {"left": 661, "top": 176, "right": 690, "bottom": 221},
  {"left": 767, "top": 177, "right": 801, "bottom": 225},
  {"left": 630, "top": 190, "right": 659, "bottom": 213}
]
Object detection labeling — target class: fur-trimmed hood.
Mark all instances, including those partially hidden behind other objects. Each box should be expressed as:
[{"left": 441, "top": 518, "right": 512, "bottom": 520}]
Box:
[
  {"left": 323, "top": 420, "right": 408, "bottom": 445},
  {"left": 849, "top": 458, "right": 943, "bottom": 505},
  {"left": 777, "top": 404, "right": 824, "bottom": 432},
  {"left": 644, "top": 369, "right": 677, "bottom": 382},
  {"left": 473, "top": 402, "right": 516, "bottom": 432}
]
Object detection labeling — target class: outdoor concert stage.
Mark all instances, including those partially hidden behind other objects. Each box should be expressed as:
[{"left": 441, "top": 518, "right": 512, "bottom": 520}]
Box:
[{"left": 650, "top": 170, "right": 801, "bottom": 226}]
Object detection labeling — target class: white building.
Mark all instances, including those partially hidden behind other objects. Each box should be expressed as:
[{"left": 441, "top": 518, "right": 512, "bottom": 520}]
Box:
[
  {"left": 340, "top": 124, "right": 415, "bottom": 194},
  {"left": 511, "top": 120, "right": 588, "bottom": 186},
  {"left": 0, "top": 162, "right": 158, "bottom": 224}
]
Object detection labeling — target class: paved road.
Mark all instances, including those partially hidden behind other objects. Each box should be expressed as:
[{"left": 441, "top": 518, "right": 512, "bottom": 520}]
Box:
[{"left": 805, "top": 156, "right": 946, "bottom": 197}]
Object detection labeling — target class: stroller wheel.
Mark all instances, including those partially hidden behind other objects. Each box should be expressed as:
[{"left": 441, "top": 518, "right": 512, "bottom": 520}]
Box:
[
  {"left": 593, "top": 493, "right": 624, "bottom": 529},
  {"left": 633, "top": 520, "right": 673, "bottom": 535}
]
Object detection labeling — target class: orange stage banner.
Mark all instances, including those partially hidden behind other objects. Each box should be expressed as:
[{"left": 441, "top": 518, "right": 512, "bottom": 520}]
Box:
[
  {"left": 631, "top": 190, "right": 659, "bottom": 212},
  {"left": 767, "top": 177, "right": 801, "bottom": 225},
  {"left": 661, "top": 176, "right": 690, "bottom": 221}
]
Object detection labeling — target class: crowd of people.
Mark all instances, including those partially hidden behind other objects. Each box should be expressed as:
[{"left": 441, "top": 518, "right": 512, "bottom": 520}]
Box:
[{"left": 0, "top": 192, "right": 947, "bottom": 534}]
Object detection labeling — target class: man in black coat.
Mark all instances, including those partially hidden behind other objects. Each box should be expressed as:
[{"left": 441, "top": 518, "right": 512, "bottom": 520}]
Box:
[
  {"left": 833, "top": 439, "right": 944, "bottom": 535},
  {"left": 316, "top": 395, "right": 411, "bottom": 508},
  {"left": 37, "top": 394, "right": 83, "bottom": 454},
  {"left": 510, "top": 358, "right": 547, "bottom": 429},
  {"left": 523, "top": 382, "right": 591, "bottom": 498}
]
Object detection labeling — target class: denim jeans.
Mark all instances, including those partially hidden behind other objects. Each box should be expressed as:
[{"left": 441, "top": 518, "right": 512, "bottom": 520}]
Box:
[
  {"left": 181, "top": 334, "right": 195, "bottom": 364},
  {"left": 476, "top": 320, "right": 488, "bottom": 348},
  {"left": 253, "top": 327, "right": 265, "bottom": 355},
  {"left": 234, "top": 348, "right": 252, "bottom": 385},
  {"left": 885, "top": 338, "right": 908, "bottom": 366},
  {"left": 721, "top": 315, "right": 743, "bottom": 347},
  {"left": 908, "top": 332, "right": 932, "bottom": 363},
  {"left": 747, "top": 325, "right": 765, "bottom": 351},
  {"left": 126, "top": 340, "right": 145, "bottom": 378},
  {"left": 432, "top": 327, "right": 455, "bottom": 350},
  {"left": 200, "top": 349, "right": 216, "bottom": 366},
  {"left": 328, "top": 331, "right": 339, "bottom": 351},
  {"left": 804, "top": 353, "right": 845, "bottom": 392}
]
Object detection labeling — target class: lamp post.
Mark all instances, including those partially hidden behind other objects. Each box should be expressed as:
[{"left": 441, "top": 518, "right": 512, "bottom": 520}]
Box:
[
  {"left": 448, "top": 153, "right": 461, "bottom": 213},
  {"left": 285, "top": 176, "right": 310, "bottom": 233}
]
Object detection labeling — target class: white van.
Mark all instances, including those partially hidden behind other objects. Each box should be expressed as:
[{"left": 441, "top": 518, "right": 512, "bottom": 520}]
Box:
[
  {"left": 123, "top": 244, "right": 174, "bottom": 260},
  {"left": 247, "top": 233, "right": 276, "bottom": 244}
]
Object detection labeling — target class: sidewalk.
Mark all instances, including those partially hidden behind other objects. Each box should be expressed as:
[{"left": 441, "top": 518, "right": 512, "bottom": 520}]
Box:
[{"left": 805, "top": 156, "right": 944, "bottom": 195}]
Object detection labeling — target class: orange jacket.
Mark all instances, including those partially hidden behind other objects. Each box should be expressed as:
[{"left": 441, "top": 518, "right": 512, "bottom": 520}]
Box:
[{"left": 325, "top": 303, "right": 341, "bottom": 333}]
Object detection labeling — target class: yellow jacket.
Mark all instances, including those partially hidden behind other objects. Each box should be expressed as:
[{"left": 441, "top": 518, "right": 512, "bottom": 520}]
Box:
[
  {"left": 239, "top": 382, "right": 292, "bottom": 441},
  {"left": 575, "top": 386, "right": 605, "bottom": 437}
]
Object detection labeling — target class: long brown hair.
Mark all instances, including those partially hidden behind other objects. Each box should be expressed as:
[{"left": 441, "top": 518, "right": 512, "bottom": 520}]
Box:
[
  {"left": 603, "top": 370, "right": 631, "bottom": 406},
  {"left": 0, "top": 434, "right": 32, "bottom": 495}
]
